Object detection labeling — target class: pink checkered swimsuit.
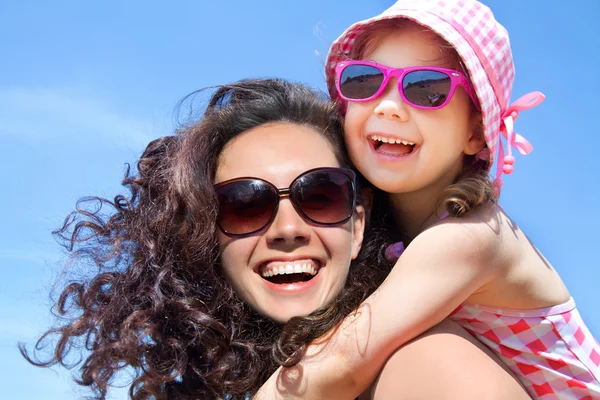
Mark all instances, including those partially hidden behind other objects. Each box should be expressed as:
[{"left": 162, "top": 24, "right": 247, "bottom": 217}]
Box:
[{"left": 450, "top": 298, "right": 600, "bottom": 399}]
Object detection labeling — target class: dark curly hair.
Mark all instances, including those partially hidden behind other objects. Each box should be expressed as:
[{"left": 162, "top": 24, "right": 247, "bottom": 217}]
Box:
[{"left": 21, "top": 79, "right": 393, "bottom": 399}]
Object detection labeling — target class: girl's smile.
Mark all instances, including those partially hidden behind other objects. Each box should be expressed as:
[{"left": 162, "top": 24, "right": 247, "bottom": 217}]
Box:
[
  {"left": 343, "top": 28, "right": 483, "bottom": 197},
  {"left": 368, "top": 132, "right": 420, "bottom": 159}
]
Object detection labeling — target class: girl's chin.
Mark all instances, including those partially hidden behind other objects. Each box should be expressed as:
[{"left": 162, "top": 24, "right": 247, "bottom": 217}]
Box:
[{"left": 361, "top": 171, "right": 415, "bottom": 193}]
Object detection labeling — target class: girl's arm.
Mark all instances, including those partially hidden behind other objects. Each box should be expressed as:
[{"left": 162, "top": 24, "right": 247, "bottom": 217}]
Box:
[{"left": 255, "top": 218, "right": 506, "bottom": 399}]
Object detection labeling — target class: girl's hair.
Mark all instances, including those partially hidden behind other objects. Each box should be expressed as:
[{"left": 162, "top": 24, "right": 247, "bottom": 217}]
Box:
[
  {"left": 21, "top": 78, "right": 393, "bottom": 399},
  {"left": 349, "top": 18, "right": 497, "bottom": 217}
]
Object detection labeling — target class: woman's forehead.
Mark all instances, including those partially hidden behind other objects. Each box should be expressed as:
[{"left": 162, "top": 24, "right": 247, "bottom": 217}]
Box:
[{"left": 215, "top": 122, "right": 340, "bottom": 186}]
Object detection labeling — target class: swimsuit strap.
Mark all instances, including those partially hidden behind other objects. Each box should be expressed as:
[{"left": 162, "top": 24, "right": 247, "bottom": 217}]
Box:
[{"left": 384, "top": 212, "right": 449, "bottom": 262}]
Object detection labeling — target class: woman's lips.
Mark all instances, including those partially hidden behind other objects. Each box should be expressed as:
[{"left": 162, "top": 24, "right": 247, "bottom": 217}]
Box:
[
  {"left": 259, "top": 259, "right": 320, "bottom": 278},
  {"left": 257, "top": 259, "right": 323, "bottom": 293}
]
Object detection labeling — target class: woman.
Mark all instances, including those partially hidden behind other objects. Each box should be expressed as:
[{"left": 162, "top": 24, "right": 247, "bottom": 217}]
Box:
[{"left": 22, "top": 78, "right": 528, "bottom": 399}]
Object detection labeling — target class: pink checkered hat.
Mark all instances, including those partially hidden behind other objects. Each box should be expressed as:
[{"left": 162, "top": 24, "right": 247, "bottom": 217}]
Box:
[{"left": 325, "top": 0, "right": 545, "bottom": 192}]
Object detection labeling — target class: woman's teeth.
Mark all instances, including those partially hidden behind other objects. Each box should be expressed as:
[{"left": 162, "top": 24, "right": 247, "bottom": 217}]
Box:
[{"left": 260, "top": 262, "right": 318, "bottom": 278}]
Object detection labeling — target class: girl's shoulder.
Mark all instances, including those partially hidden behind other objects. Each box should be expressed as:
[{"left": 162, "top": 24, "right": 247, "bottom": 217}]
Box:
[
  {"left": 425, "top": 203, "right": 505, "bottom": 243},
  {"left": 414, "top": 203, "right": 515, "bottom": 270},
  {"left": 442, "top": 202, "right": 506, "bottom": 227}
]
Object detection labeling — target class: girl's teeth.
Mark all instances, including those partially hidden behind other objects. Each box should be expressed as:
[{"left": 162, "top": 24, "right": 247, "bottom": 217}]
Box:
[{"left": 370, "top": 135, "right": 415, "bottom": 146}]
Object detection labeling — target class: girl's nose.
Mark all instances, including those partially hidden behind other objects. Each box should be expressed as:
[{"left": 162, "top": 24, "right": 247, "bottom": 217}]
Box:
[{"left": 373, "top": 78, "right": 410, "bottom": 122}]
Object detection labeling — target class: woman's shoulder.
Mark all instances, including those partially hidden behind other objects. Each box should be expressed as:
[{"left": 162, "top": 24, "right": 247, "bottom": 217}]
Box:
[{"left": 361, "top": 319, "right": 531, "bottom": 400}]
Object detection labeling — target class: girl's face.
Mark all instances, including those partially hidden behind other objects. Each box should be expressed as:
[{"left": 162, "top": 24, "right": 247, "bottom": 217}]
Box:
[
  {"left": 214, "top": 122, "right": 365, "bottom": 324},
  {"left": 343, "top": 26, "right": 484, "bottom": 196}
]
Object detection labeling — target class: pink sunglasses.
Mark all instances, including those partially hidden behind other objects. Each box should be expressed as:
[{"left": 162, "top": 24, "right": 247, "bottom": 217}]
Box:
[{"left": 335, "top": 61, "right": 480, "bottom": 110}]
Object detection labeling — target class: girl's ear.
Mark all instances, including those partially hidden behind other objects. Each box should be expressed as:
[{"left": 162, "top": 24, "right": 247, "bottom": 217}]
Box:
[{"left": 464, "top": 111, "right": 486, "bottom": 156}]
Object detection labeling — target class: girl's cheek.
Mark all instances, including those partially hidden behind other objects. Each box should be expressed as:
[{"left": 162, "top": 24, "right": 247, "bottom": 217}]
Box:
[
  {"left": 343, "top": 114, "right": 356, "bottom": 137},
  {"left": 344, "top": 103, "right": 368, "bottom": 130}
]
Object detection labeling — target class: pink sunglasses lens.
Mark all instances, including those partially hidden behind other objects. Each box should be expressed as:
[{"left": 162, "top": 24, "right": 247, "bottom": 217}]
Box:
[
  {"left": 339, "top": 64, "right": 384, "bottom": 100},
  {"left": 402, "top": 70, "right": 452, "bottom": 107}
]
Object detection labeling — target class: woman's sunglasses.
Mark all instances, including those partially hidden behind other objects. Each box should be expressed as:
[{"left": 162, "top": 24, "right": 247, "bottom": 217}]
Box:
[
  {"left": 335, "top": 61, "right": 480, "bottom": 110},
  {"left": 214, "top": 167, "right": 356, "bottom": 237}
]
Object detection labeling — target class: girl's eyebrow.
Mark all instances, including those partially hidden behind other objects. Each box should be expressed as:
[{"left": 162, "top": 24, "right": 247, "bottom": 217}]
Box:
[{"left": 358, "top": 58, "right": 452, "bottom": 67}]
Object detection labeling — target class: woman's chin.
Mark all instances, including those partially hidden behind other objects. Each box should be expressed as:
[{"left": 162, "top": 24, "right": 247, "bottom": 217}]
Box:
[{"left": 259, "top": 303, "right": 318, "bottom": 325}]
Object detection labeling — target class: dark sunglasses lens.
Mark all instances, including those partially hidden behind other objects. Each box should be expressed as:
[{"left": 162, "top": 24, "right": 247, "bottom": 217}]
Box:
[
  {"left": 339, "top": 64, "right": 385, "bottom": 100},
  {"left": 292, "top": 170, "right": 354, "bottom": 225},
  {"left": 403, "top": 70, "right": 451, "bottom": 107},
  {"left": 216, "top": 180, "right": 277, "bottom": 235}
]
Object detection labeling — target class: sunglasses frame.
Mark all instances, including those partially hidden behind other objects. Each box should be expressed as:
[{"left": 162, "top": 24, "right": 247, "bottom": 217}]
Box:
[
  {"left": 214, "top": 167, "right": 357, "bottom": 238},
  {"left": 335, "top": 60, "right": 480, "bottom": 110}
]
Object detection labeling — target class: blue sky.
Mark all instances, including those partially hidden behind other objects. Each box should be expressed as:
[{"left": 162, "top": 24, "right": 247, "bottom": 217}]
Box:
[{"left": 1, "top": 1, "right": 598, "bottom": 398}]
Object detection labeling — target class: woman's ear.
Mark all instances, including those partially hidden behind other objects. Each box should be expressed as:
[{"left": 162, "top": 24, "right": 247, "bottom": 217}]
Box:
[
  {"left": 360, "top": 187, "right": 374, "bottom": 221},
  {"left": 351, "top": 205, "right": 366, "bottom": 260},
  {"left": 351, "top": 187, "right": 371, "bottom": 260}
]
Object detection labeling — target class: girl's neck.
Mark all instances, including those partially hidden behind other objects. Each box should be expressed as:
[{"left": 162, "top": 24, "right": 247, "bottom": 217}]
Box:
[{"left": 388, "top": 182, "right": 449, "bottom": 242}]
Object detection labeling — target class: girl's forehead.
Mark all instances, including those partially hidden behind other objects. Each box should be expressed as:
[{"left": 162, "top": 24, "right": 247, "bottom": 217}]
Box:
[
  {"left": 363, "top": 28, "right": 456, "bottom": 69},
  {"left": 358, "top": 22, "right": 459, "bottom": 68}
]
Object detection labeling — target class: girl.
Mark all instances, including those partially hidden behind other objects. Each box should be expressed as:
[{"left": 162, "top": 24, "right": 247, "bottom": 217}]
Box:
[
  {"left": 256, "top": 1, "right": 600, "bottom": 399},
  {"left": 22, "top": 78, "right": 530, "bottom": 399}
]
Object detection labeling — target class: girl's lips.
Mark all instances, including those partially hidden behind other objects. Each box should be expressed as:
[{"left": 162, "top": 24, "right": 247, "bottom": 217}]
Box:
[
  {"left": 367, "top": 136, "right": 420, "bottom": 160},
  {"left": 377, "top": 141, "right": 414, "bottom": 155}
]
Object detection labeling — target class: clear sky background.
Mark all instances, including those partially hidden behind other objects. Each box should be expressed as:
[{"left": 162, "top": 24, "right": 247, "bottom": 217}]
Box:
[{"left": 1, "top": 1, "right": 598, "bottom": 398}]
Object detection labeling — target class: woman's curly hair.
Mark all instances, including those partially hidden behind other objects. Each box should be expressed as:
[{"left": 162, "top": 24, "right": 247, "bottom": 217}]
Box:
[{"left": 21, "top": 78, "right": 394, "bottom": 399}]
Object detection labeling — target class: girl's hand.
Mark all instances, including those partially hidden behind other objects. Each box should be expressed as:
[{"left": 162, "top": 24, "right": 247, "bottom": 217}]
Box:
[
  {"left": 257, "top": 215, "right": 505, "bottom": 399},
  {"left": 255, "top": 324, "right": 363, "bottom": 399}
]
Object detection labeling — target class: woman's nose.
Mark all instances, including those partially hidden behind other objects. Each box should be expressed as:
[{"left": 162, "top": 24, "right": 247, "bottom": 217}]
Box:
[{"left": 264, "top": 198, "right": 311, "bottom": 245}]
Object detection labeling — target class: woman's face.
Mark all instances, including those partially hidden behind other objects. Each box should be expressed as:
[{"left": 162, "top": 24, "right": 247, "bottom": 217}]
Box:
[{"left": 215, "top": 122, "right": 365, "bottom": 324}]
